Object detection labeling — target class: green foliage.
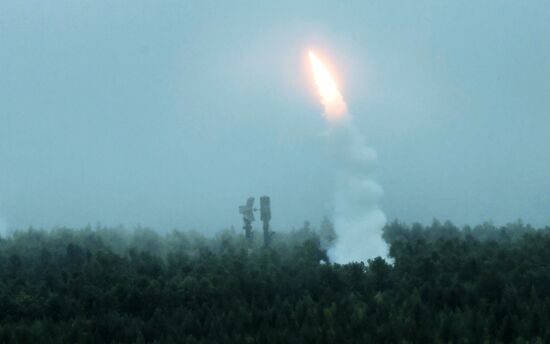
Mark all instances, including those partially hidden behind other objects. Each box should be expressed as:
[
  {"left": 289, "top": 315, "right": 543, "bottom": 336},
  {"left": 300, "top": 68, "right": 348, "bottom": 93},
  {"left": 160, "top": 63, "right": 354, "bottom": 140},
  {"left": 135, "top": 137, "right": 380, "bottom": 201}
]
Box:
[{"left": 0, "top": 220, "right": 549, "bottom": 342}]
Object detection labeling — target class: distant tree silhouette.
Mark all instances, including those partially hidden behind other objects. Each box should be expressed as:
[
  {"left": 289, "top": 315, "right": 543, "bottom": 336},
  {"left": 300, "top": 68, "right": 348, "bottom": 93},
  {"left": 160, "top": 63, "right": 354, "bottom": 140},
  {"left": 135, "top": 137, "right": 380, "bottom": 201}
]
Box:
[{"left": 0, "top": 221, "right": 549, "bottom": 342}]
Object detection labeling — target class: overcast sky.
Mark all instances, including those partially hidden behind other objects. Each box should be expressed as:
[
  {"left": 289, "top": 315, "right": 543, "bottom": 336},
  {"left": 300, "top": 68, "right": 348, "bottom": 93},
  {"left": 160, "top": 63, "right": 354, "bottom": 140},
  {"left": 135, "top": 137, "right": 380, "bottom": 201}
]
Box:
[{"left": 1, "top": 1, "right": 549, "bottom": 233}]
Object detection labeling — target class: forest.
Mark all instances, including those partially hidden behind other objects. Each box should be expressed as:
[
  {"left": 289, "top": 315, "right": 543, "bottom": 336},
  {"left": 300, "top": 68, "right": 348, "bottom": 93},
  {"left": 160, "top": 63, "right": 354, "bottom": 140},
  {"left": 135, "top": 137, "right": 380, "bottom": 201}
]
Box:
[{"left": 1, "top": 219, "right": 550, "bottom": 343}]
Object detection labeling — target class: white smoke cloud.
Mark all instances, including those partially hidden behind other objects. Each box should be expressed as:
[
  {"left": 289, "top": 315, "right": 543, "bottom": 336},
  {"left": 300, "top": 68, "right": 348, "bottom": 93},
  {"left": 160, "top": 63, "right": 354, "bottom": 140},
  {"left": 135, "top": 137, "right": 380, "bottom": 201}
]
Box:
[
  {"left": 308, "top": 50, "right": 387, "bottom": 263},
  {"left": 327, "top": 120, "right": 388, "bottom": 263}
]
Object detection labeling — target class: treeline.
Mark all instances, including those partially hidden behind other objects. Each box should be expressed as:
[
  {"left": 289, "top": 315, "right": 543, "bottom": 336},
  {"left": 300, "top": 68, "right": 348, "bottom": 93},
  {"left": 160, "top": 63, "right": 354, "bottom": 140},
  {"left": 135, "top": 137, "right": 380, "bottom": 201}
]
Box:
[{"left": 1, "top": 220, "right": 550, "bottom": 343}]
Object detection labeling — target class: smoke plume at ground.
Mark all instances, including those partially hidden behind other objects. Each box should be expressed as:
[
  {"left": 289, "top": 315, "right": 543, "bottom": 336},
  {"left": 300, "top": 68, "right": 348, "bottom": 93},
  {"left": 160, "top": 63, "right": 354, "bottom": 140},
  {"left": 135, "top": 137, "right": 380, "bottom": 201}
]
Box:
[{"left": 327, "top": 120, "right": 388, "bottom": 263}]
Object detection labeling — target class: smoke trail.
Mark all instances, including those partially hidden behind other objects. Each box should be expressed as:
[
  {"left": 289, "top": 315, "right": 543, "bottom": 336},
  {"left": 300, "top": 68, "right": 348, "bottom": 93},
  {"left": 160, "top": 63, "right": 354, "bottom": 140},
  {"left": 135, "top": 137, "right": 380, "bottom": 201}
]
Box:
[
  {"left": 308, "top": 51, "right": 387, "bottom": 263},
  {"left": 327, "top": 120, "right": 387, "bottom": 263}
]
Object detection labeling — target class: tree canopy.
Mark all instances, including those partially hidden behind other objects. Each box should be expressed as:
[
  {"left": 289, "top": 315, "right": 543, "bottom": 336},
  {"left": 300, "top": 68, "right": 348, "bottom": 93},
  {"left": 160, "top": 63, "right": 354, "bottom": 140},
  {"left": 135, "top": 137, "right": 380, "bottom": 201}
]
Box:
[{"left": 1, "top": 220, "right": 549, "bottom": 343}]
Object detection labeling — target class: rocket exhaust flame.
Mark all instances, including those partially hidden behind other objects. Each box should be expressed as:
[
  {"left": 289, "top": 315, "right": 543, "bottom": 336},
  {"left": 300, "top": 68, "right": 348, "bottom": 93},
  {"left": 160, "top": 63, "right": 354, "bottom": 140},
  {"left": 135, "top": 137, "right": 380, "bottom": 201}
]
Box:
[
  {"left": 308, "top": 51, "right": 347, "bottom": 119},
  {"left": 308, "top": 50, "right": 387, "bottom": 263}
]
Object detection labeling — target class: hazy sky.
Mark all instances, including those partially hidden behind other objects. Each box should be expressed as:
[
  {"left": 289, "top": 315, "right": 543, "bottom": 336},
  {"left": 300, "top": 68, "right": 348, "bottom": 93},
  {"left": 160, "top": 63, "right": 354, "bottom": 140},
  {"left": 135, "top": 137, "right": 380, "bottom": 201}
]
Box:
[{"left": 1, "top": 1, "right": 549, "bottom": 233}]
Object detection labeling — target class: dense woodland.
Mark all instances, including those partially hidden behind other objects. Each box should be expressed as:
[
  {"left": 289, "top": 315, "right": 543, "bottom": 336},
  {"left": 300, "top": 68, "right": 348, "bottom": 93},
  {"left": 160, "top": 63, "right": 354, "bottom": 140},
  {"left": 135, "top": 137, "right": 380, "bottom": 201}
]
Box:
[{"left": 1, "top": 219, "right": 550, "bottom": 343}]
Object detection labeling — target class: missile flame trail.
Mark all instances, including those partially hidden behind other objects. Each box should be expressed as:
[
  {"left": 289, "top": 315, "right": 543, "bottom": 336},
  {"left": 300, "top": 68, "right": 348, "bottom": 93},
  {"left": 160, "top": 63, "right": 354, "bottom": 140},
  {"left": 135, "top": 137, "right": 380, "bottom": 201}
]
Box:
[
  {"left": 308, "top": 50, "right": 387, "bottom": 263},
  {"left": 308, "top": 51, "right": 347, "bottom": 119}
]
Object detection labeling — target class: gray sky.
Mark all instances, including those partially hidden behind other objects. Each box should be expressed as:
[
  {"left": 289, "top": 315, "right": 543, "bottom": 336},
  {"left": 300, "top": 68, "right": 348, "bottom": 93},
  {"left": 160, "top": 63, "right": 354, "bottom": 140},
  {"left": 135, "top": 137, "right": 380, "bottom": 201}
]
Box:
[{"left": 1, "top": 1, "right": 549, "bottom": 232}]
